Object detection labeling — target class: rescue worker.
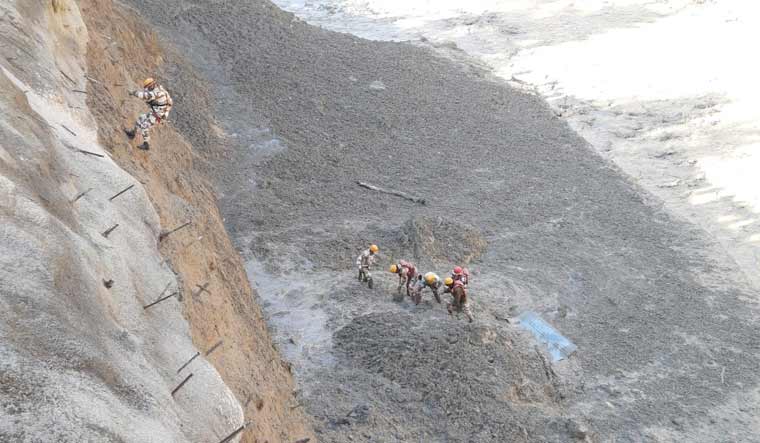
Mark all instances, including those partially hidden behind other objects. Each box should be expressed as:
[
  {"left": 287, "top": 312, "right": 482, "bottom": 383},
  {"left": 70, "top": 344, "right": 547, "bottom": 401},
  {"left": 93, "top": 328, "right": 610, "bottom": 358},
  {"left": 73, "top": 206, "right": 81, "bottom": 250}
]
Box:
[
  {"left": 124, "top": 77, "right": 173, "bottom": 150},
  {"left": 410, "top": 272, "right": 442, "bottom": 305},
  {"left": 444, "top": 277, "right": 474, "bottom": 323},
  {"left": 356, "top": 244, "right": 379, "bottom": 287},
  {"left": 450, "top": 266, "right": 470, "bottom": 286},
  {"left": 389, "top": 260, "right": 417, "bottom": 297}
]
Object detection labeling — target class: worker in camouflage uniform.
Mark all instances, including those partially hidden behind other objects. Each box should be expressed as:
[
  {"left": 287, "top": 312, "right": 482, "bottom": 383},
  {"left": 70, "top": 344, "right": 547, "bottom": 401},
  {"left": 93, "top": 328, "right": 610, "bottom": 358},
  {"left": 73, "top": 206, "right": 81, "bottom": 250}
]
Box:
[
  {"left": 409, "top": 272, "right": 443, "bottom": 305},
  {"left": 356, "top": 244, "right": 379, "bottom": 288},
  {"left": 124, "top": 77, "right": 172, "bottom": 150}
]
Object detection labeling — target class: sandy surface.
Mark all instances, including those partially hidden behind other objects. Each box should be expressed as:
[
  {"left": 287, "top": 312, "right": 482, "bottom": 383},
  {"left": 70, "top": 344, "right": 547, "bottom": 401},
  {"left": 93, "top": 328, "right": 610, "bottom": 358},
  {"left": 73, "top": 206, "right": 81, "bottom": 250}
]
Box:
[{"left": 124, "top": 0, "right": 760, "bottom": 441}]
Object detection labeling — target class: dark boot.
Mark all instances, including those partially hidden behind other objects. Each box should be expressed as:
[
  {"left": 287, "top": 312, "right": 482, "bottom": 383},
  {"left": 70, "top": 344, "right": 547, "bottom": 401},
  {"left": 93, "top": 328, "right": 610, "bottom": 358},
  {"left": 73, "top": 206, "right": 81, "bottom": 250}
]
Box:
[
  {"left": 137, "top": 141, "right": 150, "bottom": 151},
  {"left": 124, "top": 128, "right": 136, "bottom": 139}
]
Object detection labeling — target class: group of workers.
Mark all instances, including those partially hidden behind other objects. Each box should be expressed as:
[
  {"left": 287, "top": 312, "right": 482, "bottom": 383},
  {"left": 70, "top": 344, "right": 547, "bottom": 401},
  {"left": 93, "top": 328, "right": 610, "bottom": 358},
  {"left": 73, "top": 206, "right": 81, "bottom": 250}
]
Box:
[
  {"left": 124, "top": 80, "right": 473, "bottom": 323},
  {"left": 356, "top": 244, "right": 474, "bottom": 323}
]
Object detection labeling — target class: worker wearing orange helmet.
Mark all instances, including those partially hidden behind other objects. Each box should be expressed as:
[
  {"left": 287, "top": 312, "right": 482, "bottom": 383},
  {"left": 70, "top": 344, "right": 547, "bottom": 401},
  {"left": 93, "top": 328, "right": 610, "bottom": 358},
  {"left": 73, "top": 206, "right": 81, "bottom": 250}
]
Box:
[
  {"left": 444, "top": 277, "right": 473, "bottom": 323},
  {"left": 124, "top": 77, "right": 173, "bottom": 150},
  {"left": 389, "top": 260, "right": 417, "bottom": 297}
]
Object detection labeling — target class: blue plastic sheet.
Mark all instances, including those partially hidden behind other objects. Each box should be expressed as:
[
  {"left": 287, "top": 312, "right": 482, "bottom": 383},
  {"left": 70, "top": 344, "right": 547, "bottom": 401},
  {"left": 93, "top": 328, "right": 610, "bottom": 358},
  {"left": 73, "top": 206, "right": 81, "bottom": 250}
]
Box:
[{"left": 517, "top": 311, "right": 577, "bottom": 362}]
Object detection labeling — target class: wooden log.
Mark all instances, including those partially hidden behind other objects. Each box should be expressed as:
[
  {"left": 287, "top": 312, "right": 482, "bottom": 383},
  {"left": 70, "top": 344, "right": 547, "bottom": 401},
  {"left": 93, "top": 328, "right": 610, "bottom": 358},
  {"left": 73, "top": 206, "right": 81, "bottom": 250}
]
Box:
[
  {"left": 356, "top": 181, "right": 426, "bottom": 205},
  {"left": 142, "top": 291, "right": 177, "bottom": 310},
  {"left": 108, "top": 184, "right": 135, "bottom": 201},
  {"left": 170, "top": 373, "right": 193, "bottom": 397}
]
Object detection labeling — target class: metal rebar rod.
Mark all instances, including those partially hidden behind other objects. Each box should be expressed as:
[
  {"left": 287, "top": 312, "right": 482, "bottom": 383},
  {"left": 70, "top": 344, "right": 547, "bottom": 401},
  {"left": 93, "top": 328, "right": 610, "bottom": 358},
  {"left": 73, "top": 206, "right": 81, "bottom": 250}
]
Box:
[
  {"left": 108, "top": 184, "right": 135, "bottom": 201},
  {"left": 170, "top": 373, "right": 193, "bottom": 397}
]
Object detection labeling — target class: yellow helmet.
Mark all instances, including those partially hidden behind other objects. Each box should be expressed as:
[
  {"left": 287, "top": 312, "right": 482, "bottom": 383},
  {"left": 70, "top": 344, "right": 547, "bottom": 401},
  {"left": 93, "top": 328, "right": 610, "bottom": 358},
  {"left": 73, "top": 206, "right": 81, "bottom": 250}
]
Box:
[
  {"left": 424, "top": 272, "right": 437, "bottom": 285},
  {"left": 369, "top": 244, "right": 379, "bottom": 253},
  {"left": 444, "top": 277, "right": 454, "bottom": 286},
  {"left": 142, "top": 77, "right": 156, "bottom": 88},
  {"left": 389, "top": 264, "right": 398, "bottom": 273}
]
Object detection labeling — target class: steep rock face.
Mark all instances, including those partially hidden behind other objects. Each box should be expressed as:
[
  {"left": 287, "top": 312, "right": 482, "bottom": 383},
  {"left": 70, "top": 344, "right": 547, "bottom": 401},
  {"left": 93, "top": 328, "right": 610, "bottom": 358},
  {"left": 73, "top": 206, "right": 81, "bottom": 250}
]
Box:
[
  {"left": 0, "top": 1, "right": 241, "bottom": 441},
  {"left": 77, "top": 0, "right": 315, "bottom": 441},
  {"left": 0, "top": 1, "right": 312, "bottom": 442}
]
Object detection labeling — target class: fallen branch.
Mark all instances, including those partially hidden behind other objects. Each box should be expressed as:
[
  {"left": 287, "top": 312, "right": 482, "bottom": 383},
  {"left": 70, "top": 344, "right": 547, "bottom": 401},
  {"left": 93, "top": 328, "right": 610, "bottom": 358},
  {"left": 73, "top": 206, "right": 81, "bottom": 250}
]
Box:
[
  {"left": 356, "top": 181, "right": 426, "bottom": 205},
  {"left": 108, "top": 184, "right": 135, "bottom": 201},
  {"left": 71, "top": 89, "right": 88, "bottom": 94}
]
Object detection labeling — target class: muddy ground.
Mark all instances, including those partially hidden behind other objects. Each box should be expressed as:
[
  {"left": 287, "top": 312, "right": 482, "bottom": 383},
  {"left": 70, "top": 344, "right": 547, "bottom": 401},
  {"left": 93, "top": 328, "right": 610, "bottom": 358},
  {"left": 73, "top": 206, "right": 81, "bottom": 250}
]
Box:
[{"left": 124, "top": 0, "right": 760, "bottom": 441}]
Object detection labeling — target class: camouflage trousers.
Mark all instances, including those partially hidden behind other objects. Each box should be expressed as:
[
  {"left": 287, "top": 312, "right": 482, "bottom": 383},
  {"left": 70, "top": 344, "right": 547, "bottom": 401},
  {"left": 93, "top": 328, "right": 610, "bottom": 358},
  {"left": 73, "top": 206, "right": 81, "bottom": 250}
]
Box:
[
  {"left": 447, "top": 301, "right": 474, "bottom": 323},
  {"left": 135, "top": 112, "right": 162, "bottom": 142}
]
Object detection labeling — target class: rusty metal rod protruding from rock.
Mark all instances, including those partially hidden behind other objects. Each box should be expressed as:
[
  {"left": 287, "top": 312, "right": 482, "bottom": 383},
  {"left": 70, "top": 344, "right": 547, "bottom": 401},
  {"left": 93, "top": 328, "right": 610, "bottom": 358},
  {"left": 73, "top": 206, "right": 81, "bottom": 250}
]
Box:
[
  {"left": 143, "top": 291, "right": 178, "bottom": 310},
  {"left": 159, "top": 221, "right": 192, "bottom": 241},
  {"left": 71, "top": 188, "right": 93, "bottom": 203},
  {"left": 170, "top": 373, "right": 193, "bottom": 397},
  {"left": 101, "top": 224, "right": 119, "bottom": 238},
  {"left": 193, "top": 282, "right": 211, "bottom": 297},
  {"left": 61, "top": 124, "right": 77, "bottom": 136},
  {"left": 205, "top": 340, "right": 223, "bottom": 357},
  {"left": 78, "top": 149, "right": 104, "bottom": 158},
  {"left": 218, "top": 422, "right": 252, "bottom": 443},
  {"left": 109, "top": 184, "right": 135, "bottom": 201},
  {"left": 176, "top": 352, "right": 200, "bottom": 374}
]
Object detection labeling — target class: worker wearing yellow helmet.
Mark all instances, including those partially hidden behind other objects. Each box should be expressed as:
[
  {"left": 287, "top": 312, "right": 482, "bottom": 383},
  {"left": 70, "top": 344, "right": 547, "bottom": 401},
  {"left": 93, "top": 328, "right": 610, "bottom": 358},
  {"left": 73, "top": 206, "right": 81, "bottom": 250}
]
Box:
[
  {"left": 444, "top": 276, "right": 473, "bottom": 323},
  {"left": 356, "top": 244, "right": 379, "bottom": 288},
  {"left": 389, "top": 260, "right": 417, "bottom": 298},
  {"left": 124, "top": 77, "right": 173, "bottom": 151},
  {"left": 409, "top": 272, "right": 443, "bottom": 305}
]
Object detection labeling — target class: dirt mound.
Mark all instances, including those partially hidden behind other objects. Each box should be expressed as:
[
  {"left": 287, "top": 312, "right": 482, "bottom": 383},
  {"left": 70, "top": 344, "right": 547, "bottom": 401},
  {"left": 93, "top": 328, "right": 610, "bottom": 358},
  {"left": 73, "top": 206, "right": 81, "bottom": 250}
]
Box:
[
  {"left": 327, "top": 312, "right": 583, "bottom": 442},
  {"left": 400, "top": 216, "right": 486, "bottom": 266}
]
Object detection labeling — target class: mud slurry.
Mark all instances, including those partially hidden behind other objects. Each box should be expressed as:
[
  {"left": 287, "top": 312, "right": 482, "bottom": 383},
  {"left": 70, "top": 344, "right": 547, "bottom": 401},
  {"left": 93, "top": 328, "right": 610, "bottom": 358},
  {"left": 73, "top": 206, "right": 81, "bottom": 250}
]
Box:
[{"left": 124, "top": 0, "right": 760, "bottom": 441}]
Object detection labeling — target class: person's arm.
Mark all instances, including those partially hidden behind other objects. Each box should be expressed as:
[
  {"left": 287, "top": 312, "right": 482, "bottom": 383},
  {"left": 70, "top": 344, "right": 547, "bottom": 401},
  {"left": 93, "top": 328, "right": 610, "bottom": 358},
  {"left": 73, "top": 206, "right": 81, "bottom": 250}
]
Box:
[{"left": 134, "top": 89, "right": 157, "bottom": 101}]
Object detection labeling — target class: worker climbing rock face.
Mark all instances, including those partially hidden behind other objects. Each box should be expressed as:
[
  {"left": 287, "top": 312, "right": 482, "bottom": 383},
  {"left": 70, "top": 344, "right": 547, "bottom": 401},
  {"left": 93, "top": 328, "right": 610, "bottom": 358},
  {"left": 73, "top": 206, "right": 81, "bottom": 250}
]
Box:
[
  {"left": 356, "top": 244, "right": 379, "bottom": 286},
  {"left": 124, "top": 77, "right": 173, "bottom": 151},
  {"left": 450, "top": 266, "right": 470, "bottom": 286},
  {"left": 389, "top": 260, "right": 417, "bottom": 297},
  {"left": 410, "top": 272, "right": 442, "bottom": 305},
  {"left": 444, "top": 277, "right": 474, "bottom": 323}
]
